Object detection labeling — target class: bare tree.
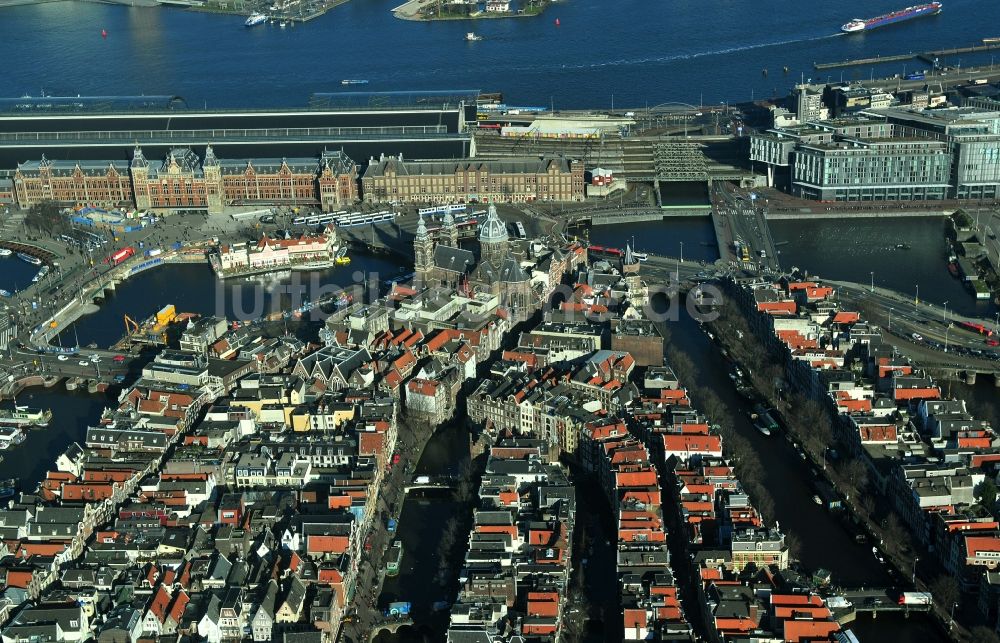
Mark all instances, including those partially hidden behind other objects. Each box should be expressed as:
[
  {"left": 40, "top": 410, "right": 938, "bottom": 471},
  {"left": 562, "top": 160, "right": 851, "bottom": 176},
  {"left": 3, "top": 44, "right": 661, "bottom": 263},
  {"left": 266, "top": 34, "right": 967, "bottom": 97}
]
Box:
[
  {"left": 859, "top": 493, "right": 876, "bottom": 518},
  {"left": 930, "top": 574, "right": 960, "bottom": 613},
  {"left": 785, "top": 531, "right": 803, "bottom": 561},
  {"left": 883, "top": 511, "right": 907, "bottom": 547},
  {"left": 843, "top": 459, "right": 869, "bottom": 496},
  {"left": 971, "top": 627, "right": 1000, "bottom": 643}
]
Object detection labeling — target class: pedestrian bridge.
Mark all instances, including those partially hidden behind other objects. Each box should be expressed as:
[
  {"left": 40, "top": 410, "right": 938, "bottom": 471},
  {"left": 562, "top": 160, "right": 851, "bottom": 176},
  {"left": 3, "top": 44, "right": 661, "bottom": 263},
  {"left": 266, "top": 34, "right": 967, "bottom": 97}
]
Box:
[{"left": 368, "top": 618, "right": 414, "bottom": 642}]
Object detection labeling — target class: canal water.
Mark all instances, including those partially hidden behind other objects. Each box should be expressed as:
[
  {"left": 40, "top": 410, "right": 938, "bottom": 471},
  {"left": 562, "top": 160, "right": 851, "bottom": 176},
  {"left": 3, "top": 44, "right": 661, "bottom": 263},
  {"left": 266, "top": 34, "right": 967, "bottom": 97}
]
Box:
[
  {"left": 590, "top": 215, "right": 993, "bottom": 317},
  {"left": 375, "top": 420, "right": 476, "bottom": 643},
  {"left": 0, "top": 386, "right": 109, "bottom": 488},
  {"left": 769, "top": 216, "right": 996, "bottom": 318},
  {"left": 3, "top": 0, "right": 998, "bottom": 109},
  {"left": 589, "top": 216, "right": 720, "bottom": 264},
  {"left": 0, "top": 254, "right": 45, "bottom": 296},
  {"left": 54, "top": 257, "right": 403, "bottom": 348}
]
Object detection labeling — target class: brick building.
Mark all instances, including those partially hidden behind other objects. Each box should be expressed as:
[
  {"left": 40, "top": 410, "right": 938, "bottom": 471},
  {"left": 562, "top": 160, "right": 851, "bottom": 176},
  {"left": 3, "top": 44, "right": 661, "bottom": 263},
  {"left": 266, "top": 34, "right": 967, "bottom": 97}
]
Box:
[
  {"left": 361, "top": 154, "right": 585, "bottom": 204},
  {"left": 13, "top": 157, "right": 134, "bottom": 209},
  {"left": 13, "top": 146, "right": 358, "bottom": 214}
]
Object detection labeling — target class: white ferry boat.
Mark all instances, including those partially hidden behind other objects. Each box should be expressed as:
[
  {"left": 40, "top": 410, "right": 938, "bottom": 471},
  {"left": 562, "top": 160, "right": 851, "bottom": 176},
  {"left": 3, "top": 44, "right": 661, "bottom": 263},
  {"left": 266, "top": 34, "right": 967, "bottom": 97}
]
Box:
[
  {"left": 32, "top": 265, "right": 50, "bottom": 283},
  {"left": 245, "top": 12, "right": 267, "bottom": 26},
  {"left": 17, "top": 252, "right": 42, "bottom": 266}
]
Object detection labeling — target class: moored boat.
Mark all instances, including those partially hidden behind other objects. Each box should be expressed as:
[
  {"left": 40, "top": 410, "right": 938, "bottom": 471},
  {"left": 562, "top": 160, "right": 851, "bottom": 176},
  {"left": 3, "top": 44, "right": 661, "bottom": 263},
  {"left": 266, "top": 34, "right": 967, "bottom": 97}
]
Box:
[
  {"left": 245, "top": 12, "right": 267, "bottom": 26},
  {"left": 17, "top": 252, "right": 42, "bottom": 266},
  {"left": 0, "top": 248, "right": 11, "bottom": 257},
  {"left": 0, "top": 406, "right": 53, "bottom": 427},
  {"left": 341, "top": 79, "right": 369, "bottom": 85}
]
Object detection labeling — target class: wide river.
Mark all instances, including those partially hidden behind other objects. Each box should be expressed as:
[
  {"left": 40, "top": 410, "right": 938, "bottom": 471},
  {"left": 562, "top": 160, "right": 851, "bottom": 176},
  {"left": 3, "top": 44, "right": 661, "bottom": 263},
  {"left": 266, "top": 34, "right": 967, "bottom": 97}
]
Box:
[{"left": 2, "top": 0, "right": 999, "bottom": 108}]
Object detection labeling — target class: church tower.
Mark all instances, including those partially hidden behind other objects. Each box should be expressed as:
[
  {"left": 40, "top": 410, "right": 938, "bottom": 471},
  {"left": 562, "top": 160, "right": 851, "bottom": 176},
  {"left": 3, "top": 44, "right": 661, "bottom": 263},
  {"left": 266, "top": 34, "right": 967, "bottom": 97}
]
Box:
[
  {"left": 442, "top": 210, "right": 459, "bottom": 248},
  {"left": 414, "top": 214, "right": 435, "bottom": 282},
  {"left": 478, "top": 203, "right": 509, "bottom": 266}
]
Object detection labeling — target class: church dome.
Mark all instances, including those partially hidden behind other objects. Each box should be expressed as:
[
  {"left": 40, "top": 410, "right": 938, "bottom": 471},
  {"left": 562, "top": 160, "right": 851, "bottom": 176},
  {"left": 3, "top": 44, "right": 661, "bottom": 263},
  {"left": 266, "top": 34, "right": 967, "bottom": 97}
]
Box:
[{"left": 479, "top": 203, "right": 508, "bottom": 244}]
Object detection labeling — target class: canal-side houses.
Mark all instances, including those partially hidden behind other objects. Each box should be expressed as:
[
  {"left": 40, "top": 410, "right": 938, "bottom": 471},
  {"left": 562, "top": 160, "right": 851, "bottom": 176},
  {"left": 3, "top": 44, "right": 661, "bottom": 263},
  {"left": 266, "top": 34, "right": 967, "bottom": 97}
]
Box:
[
  {"left": 737, "top": 276, "right": 1000, "bottom": 626},
  {"left": 447, "top": 440, "right": 577, "bottom": 642}
]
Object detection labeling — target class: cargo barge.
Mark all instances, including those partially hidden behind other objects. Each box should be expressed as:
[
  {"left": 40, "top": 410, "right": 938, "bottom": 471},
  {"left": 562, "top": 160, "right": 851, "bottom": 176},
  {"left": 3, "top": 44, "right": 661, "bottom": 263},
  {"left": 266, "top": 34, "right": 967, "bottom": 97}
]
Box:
[{"left": 842, "top": 3, "right": 942, "bottom": 33}]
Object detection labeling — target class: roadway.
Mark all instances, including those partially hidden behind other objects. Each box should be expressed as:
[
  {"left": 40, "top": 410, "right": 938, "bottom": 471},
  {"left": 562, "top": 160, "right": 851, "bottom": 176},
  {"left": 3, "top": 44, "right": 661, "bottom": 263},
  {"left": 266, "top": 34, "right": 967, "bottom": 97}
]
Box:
[
  {"left": 831, "top": 279, "right": 1000, "bottom": 373},
  {"left": 712, "top": 183, "right": 781, "bottom": 273}
]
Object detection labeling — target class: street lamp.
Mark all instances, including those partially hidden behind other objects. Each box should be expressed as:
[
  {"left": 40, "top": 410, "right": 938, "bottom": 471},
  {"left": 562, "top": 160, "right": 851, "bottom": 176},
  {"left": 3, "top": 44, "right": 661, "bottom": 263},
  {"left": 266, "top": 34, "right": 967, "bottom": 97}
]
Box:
[
  {"left": 942, "top": 301, "right": 948, "bottom": 324},
  {"left": 915, "top": 284, "right": 919, "bottom": 310},
  {"left": 680, "top": 241, "right": 684, "bottom": 264},
  {"left": 888, "top": 307, "right": 893, "bottom": 331},
  {"left": 945, "top": 323, "right": 952, "bottom": 353},
  {"left": 870, "top": 271, "right": 875, "bottom": 293},
  {"left": 912, "top": 556, "right": 919, "bottom": 585}
]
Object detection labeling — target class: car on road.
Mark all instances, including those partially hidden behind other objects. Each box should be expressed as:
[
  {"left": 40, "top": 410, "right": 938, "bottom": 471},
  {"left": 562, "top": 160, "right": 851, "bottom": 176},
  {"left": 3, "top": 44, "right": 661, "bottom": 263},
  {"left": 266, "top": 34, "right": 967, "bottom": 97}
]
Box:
[
  {"left": 987, "top": 339, "right": 999, "bottom": 347},
  {"left": 911, "top": 333, "right": 923, "bottom": 342},
  {"left": 112, "top": 354, "right": 126, "bottom": 363},
  {"left": 90, "top": 354, "right": 101, "bottom": 363},
  {"left": 78, "top": 360, "right": 89, "bottom": 367},
  {"left": 57, "top": 354, "right": 68, "bottom": 361}
]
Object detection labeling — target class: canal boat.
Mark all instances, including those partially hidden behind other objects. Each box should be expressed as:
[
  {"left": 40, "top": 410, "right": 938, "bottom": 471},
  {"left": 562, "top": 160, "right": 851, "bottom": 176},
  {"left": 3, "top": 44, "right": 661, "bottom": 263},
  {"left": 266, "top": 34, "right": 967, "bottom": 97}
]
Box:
[
  {"left": 32, "top": 265, "right": 50, "bottom": 283},
  {"left": 341, "top": 79, "right": 369, "bottom": 85},
  {"left": 0, "top": 405, "right": 53, "bottom": 427},
  {"left": 0, "top": 425, "right": 26, "bottom": 449},
  {"left": 17, "top": 252, "right": 42, "bottom": 266},
  {"left": 948, "top": 261, "right": 959, "bottom": 277},
  {"left": 386, "top": 541, "right": 403, "bottom": 576},
  {"left": 0, "top": 248, "right": 11, "bottom": 256},
  {"left": 245, "top": 12, "right": 267, "bottom": 26}
]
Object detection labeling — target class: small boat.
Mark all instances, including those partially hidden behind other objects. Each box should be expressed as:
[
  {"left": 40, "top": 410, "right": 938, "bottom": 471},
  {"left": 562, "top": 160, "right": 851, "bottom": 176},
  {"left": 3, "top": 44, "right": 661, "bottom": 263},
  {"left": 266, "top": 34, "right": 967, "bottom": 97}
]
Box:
[
  {"left": 465, "top": 32, "right": 483, "bottom": 41},
  {"left": 279, "top": 20, "right": 287, "bottom": 27},
  {"left": 17, "top": 252, "right": 42, "bottom": 266},
  {"left": 0, "top": 406, "right": 52, "bottom": 427},
  {"left": 812, "top": 494, "right": 822, "bottom": 505},
  {"left": 983, "top": 37, "right": 1000, "bottom": 43},
  {"left": 948, "top": 262, "right": 959, "bottom": 277},
  {"left": 341, "top": 79, "right": 369, "bottom": 85},
  {"left": 32, "top": 265, "right": 50, "bottom": 283},
  {"left": 245, "top": 12, "right": 267, "bottom": 26},
  {"left": 896, "top": 243, "right": 911, "bottom": 250},
  {"left": 0, "top": 248, "right": 11, "bottom": 257},
  {"left": 335, "top": 256, "right": 351, "bottom": 265},
  {"left": 0, "top": 290, "right": 10, "bottom": 298}
]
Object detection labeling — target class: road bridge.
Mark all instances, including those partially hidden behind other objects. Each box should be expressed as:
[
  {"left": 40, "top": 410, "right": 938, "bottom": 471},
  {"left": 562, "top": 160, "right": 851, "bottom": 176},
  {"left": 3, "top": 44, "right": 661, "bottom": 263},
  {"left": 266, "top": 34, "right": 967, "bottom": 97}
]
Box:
[{"left": 403, "top": 474, "right": 460, "bottom": 494}]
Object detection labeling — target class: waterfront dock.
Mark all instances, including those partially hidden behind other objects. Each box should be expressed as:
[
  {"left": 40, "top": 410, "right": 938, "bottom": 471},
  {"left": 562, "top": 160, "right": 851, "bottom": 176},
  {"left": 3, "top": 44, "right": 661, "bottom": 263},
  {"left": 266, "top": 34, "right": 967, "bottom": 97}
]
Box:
[
  {"left": 815, "top": 41, "right": 1000, "bottom": 70},
  {"left": 814, "top": 52, "right": 916, "bottom": 70}
]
